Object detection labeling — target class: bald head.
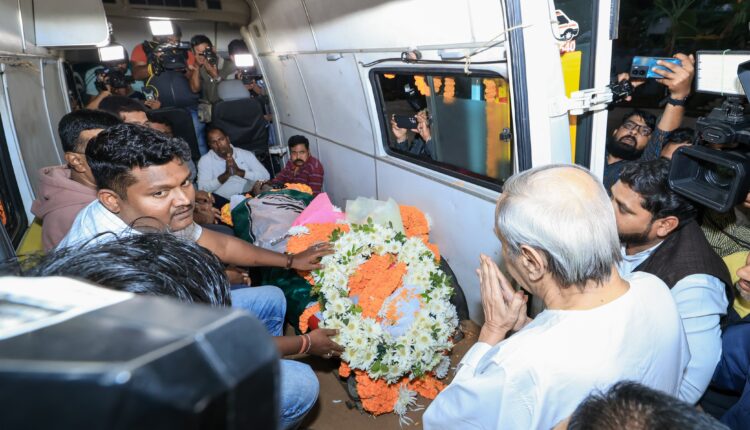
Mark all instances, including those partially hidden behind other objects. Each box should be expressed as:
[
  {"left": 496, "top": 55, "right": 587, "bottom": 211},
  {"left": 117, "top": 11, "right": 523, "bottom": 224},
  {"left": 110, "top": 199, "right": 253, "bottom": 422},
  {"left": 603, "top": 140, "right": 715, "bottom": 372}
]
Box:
[{"left": 496, "top": 164, "right": 621, "bottom": 287}]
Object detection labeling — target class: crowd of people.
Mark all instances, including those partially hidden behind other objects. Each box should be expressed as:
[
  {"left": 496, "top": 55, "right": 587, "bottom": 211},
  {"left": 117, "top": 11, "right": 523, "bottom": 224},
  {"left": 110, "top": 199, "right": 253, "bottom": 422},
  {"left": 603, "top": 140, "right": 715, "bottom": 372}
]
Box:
[{"left": 14, "top": 41, "right": 750, "bottom": 430}]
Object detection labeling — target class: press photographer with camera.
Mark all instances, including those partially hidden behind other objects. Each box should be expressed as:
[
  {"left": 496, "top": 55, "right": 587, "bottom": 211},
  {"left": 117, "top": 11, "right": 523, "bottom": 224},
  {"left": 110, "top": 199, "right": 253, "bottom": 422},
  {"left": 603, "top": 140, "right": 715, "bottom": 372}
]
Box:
[
  {"left": 668, "top": 53, "right": 750, "bottom": 259},
  {"left": 130, "top": 23, "right": 208, "bottom": 155},
  {"left": 603, "top": 53, "right": 695, "bottom": 191},
  {"left": 85, "top": 64, "right": 161, "bottom": 110},
  {"left": 191, "top": 35, "right": 234, "bottom": 104}
]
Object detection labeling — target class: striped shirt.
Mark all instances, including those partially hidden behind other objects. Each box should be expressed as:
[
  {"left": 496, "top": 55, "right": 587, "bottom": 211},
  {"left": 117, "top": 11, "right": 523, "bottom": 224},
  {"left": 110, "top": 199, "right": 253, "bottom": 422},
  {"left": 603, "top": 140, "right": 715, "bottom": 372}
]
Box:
[
  {"left": 272, "top": 156, "right": 324, "bottom": 195},
  {"left": 57, "top": 200, "right": 202, "bottom": 249}
]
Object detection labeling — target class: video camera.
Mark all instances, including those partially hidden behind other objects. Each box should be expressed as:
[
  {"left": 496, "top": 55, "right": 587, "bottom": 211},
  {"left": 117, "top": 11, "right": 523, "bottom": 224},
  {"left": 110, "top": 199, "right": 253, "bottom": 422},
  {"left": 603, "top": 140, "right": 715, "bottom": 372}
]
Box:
[
  {"left": 144, "top": 40, "right": 191, "bottom": 75},
  {"left": 94, "top": 66, "right": 133, "bottom": 92},
  {"left": 669, "top": 51, "right": 750, "bottom": 213}
]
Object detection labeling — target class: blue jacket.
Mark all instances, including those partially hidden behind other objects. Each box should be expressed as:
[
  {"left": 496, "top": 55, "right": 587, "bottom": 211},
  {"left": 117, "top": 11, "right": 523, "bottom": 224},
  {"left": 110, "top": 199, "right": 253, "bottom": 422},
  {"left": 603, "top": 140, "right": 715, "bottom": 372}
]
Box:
[{"left": 712, "top": 321, "right": 750, "bottom": 429}]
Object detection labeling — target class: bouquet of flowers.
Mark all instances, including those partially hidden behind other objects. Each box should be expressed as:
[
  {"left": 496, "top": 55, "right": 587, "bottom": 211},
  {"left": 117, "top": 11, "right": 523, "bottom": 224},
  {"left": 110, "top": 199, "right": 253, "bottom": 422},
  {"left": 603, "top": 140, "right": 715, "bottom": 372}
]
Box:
[{"left": 288, "top": 203, "right": 459, "bottom": 421}]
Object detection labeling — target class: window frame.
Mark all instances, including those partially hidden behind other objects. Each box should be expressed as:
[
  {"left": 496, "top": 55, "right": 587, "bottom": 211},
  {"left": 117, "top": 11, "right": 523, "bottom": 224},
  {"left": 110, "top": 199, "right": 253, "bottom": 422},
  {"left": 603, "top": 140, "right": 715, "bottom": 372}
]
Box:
[{"left": 369, "top": 67, "right": 514, "bottom": 192}]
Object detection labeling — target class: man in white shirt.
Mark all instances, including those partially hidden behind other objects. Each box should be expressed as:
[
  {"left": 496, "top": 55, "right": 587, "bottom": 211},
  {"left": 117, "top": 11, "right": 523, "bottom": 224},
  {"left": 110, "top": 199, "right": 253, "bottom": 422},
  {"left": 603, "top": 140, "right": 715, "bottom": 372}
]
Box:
[
  {"left": 424, "top": 164, "right": 689, "bottom": 430},
  {"left": 197, "top": 126, "right": 270, "bottom": 200},
  {"left": 611, "top": 158, "right": 732, "bottom": 404},
  {"left": 58, "top": 124, "right": 332, "bottom": 335}
]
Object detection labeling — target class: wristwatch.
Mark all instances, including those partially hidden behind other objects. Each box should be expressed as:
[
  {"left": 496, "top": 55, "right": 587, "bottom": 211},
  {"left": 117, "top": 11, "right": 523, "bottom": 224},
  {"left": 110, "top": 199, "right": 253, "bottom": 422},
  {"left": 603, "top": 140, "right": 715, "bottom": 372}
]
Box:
[{"left": 666, "top": 95, "right": 688, "bottom": 106}]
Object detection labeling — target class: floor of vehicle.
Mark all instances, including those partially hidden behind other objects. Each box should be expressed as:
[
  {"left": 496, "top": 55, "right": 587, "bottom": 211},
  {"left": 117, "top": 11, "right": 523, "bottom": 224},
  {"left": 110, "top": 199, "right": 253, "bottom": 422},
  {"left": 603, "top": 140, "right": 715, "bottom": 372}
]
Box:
[{"left": 298, "top": 320, "right": 480, "bottom": 429}]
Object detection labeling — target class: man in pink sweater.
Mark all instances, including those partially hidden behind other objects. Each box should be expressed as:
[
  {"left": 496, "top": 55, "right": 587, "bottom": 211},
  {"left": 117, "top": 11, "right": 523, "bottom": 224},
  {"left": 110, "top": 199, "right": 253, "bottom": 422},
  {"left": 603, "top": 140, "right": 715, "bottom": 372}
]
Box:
[{"left": 31, "top": 110, "right": 120, "bottom": 250}]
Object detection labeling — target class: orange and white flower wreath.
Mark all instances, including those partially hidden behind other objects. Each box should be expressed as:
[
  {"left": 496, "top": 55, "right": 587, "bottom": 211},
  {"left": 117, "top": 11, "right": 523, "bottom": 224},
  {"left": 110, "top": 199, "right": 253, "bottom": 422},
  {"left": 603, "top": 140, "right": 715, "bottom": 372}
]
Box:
[{"left": 295, "top": 217, "right": 458, "bottom": 421}]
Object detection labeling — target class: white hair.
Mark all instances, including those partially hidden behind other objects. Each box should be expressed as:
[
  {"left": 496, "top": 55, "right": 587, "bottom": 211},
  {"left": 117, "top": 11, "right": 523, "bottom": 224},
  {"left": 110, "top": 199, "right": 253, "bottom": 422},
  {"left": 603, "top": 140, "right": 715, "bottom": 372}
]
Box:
[{"left": 495, "top": 164, "right": 621, "bottom": 287}]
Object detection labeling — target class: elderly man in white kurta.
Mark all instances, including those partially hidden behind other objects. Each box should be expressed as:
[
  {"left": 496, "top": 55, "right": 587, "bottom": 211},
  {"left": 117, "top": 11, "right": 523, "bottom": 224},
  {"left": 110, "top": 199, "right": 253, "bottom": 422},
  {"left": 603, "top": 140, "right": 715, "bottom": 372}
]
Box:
[{"left": 424, "top": 164, "right": 689, "bottom": 430}]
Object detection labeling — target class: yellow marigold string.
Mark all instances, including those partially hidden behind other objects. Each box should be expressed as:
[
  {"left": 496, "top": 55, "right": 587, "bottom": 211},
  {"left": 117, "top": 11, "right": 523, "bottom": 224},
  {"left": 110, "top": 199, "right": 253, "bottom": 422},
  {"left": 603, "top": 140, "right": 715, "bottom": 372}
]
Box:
[
  {"left": 220, "top": 203, "right": 233, "bottom": 226},
  {"left": 284, "top": 183, "right": 313, "bottom": 194}
]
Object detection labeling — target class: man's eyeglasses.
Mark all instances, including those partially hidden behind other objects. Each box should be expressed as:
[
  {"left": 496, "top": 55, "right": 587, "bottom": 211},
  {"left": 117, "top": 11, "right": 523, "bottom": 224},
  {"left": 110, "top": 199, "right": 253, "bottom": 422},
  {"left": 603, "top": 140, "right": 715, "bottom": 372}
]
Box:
[{"left": 620, "top": 120, "right": 652, "bottom": 137}]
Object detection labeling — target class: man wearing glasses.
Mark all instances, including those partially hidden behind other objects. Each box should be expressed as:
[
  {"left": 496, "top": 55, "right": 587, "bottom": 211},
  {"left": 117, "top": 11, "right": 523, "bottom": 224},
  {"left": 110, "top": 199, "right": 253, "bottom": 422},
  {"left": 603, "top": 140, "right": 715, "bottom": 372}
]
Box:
[{"left": 603, "top": 53, "right": 695, "bottom": 191}]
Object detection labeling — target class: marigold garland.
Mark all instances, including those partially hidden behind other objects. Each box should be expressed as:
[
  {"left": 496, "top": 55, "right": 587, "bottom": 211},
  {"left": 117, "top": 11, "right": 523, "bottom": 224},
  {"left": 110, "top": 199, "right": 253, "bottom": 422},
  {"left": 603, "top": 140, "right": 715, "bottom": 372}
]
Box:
[
  {"left": 299, "top": 302, "right": 320, "bottom": 334},
  {"left": 284, "top": 183, "right": 313, "bottom": 194},
  {"left": 220, "top": 203, "right": 233, "bottom": 226},
  {"left": 399, "top": 205, "right": 430, "bottom": 238},
  {"left": 298, "top": 217, "right": 458, "bottom": 419}
]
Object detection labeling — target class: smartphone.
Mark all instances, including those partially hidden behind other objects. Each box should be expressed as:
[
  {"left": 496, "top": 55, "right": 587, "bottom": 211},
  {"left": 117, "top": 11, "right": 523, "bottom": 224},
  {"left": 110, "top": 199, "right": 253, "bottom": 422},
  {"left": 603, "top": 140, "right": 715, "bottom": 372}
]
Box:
[
  {"left": 393, "top": 114, "right": 418, "bottom": 130},
  {"left": 630, "top": 56, "right": 682, "bottom": 79}
]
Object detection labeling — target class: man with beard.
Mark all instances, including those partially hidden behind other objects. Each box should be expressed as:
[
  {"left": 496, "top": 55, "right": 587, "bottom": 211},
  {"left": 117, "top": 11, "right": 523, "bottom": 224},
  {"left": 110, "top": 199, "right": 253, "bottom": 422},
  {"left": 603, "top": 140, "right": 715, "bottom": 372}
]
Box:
[
  {"left": 197, "top": 126, "right": 270, "bottom": 201},
  {"left": 257, "top": 135, "right": 324, "bottom": 195},
  {"left": 611, "top": 158, "right": 733, "bottom": 404},
  {"left": 603, "top": 53, "right": 695, "bottom": 190}
]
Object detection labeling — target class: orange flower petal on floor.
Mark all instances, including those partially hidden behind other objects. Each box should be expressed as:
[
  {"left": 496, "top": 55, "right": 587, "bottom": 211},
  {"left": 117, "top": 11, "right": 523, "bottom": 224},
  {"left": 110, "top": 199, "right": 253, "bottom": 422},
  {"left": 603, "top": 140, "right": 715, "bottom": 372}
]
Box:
[
  {"left": 399, "top": 205, "right": 429, "bottom": 237},
  {"left": 284, "top": 183, "right": 313, "bottom": 194},
  {"left": 299, "top": 303, "right": 320, "bottom": 333}
]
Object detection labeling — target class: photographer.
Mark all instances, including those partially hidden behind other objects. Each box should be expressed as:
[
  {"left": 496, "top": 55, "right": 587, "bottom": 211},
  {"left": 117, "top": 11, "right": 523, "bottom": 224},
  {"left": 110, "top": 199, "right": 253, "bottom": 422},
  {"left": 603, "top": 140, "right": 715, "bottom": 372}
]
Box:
[
  {"left": 603, "top": 53, "right": 695, "bottom": 190},
  {"left": 130, "top": 25, "right": 208, "bottom": 155},
  {"left": 390, "top": 109, "right": 434, "bottom": 159},
  {"left": 191, "top": 35, "right": 234, "bottom": 104},
  {"left": 85, "top": 66, "right": 161, "bottom": 110}
]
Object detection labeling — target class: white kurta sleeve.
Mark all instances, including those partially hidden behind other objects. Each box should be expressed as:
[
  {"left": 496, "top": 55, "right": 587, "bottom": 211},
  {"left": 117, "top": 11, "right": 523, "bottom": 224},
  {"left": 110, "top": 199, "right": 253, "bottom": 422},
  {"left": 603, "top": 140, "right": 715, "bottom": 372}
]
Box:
[{"left": 423, "top": 342, "right": 536, "bottom": 430}]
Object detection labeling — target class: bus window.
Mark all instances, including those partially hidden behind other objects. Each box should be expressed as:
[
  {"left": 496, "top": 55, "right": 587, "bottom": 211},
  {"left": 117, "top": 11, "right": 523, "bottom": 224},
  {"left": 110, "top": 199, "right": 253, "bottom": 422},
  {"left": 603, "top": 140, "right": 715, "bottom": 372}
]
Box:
[
  {"left": 0, "top": 117, "right": 28, "bottom": 248},
  {"left": 373, "top": 71, "right": 513, "bottom": 190}
]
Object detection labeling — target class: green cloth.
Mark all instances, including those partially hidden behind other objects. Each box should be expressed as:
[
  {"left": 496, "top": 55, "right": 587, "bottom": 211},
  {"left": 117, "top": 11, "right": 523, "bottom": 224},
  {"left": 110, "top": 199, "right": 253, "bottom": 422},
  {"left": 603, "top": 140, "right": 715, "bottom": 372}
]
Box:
[
  {"left": 258, "top": 267, "right": 316, "bottom": 333},
  {"left": 231, "top": 188, "right": 316, "bottom": 332}
]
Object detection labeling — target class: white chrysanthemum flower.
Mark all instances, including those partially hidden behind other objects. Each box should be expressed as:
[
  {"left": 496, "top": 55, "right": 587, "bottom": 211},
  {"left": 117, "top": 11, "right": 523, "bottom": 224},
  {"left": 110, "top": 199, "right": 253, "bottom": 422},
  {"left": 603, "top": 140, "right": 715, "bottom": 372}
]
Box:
[
  {"left": 394, "top": 385, "right": 420, "bottom": 423},
  {"left": 434, "top": 355, "right": 451, "bottom": 379},
  {"left": 287, "top": 225, "right": 310, "bottom": 236}
]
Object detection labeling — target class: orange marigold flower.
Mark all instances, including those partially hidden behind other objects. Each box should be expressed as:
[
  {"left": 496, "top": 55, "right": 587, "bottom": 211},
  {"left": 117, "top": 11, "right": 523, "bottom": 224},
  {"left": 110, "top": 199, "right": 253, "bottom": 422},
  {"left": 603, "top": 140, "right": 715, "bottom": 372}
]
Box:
[
  {"left": 298, "top": 303, "right": 320, "bottom": 333},
  {"left": 287, "top": 223, "right": 350, "bottom": 283},
  {"left": 220, "top": 203, "right": 234, "bottom": 227},
  {"left": 354, "top": 370, "right": 399, "bottom": 416},
  {"left": 284, "top": 183, "right": 313, "bottom": 194},
  {"left": 407, "top": 374, "right": 446, "bottom": 399},
  {"left": 286, "top": 223, "right": 348, "bottom": 255},
  {"left": 399, "top": 205, "right": 429, "bottom": 237},
  {"left": 348, "top": 254, "right": 406, "bottom": 319},
  {"left": 339, "top": 362, "right": 352, "bottom": 378}
]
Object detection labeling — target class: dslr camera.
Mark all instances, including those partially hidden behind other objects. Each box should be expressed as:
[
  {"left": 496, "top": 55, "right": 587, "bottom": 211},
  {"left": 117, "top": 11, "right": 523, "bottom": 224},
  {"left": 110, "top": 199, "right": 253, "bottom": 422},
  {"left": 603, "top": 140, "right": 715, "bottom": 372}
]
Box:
[
  {"left": 233, "top": 54, "right": 262, "bottom": 85},
  {"left": 669, "top": 51, "right": 750, "bottom": 212},
  {"left": 199, "top": 49, "right": 218, "bottom": 67},
  {"left": 94, "top": 66, "right": 133, "bottom": 92}
]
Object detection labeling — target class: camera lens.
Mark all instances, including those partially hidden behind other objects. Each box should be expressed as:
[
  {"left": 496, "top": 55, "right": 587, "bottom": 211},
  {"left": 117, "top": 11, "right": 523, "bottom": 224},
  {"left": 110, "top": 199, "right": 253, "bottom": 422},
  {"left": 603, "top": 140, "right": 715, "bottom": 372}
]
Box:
[{"left": 703, "top": 165, "right": 735, "bottom": 189}]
